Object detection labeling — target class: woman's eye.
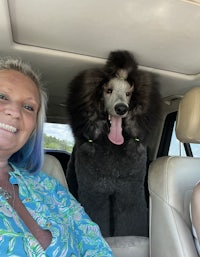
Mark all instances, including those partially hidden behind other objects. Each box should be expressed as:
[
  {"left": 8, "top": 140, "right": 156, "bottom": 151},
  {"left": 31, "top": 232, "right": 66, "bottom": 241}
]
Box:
[
  {"left": 107, "top": 88, "right": 113, "bottom": 94},
  {"left": 24, "top": 104, "right": 34, "bottom": 112},
  {"left": 0, "top": 93, "right": 8, "bottom": 100}
]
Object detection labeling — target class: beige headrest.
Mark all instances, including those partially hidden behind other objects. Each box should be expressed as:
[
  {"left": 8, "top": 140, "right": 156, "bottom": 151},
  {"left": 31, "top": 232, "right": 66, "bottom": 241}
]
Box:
[{"left": 176, "top": 87, "right": 200, "bottom": 143}]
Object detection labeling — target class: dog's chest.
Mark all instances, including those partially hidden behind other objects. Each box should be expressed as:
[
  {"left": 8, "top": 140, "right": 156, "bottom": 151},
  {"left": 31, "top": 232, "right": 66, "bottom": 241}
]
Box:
[{"left": 75, "top": 139, "right": 147, "bottom": 179}]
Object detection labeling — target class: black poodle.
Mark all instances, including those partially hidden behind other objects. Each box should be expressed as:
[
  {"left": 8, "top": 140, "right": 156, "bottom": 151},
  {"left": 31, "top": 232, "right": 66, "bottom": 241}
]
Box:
[{"left": 66, "top": 50, "right": 162, "bottom": 237}]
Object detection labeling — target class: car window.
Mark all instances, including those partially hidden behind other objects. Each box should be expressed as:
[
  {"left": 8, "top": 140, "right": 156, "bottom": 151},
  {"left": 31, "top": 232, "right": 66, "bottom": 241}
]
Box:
[
  {"left": 168, "top": 122, "right": 186, "bottom": 156},
  {"left": 44, "top": 122, "right": 74, "bottom": 154},
  {"left": 169, "top": 121, "right": 200, "bottom": 157},
  {"left": 192, "top": 144, "right": 200, "bottom": 157}
]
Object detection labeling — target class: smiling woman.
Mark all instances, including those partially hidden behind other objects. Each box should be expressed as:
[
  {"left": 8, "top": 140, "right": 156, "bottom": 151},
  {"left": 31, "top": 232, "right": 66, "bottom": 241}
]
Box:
[
  {"left": 0, "top": 57, "right": 47, "bottom": 172},
  {"left": 0, "top": 56, "right": 113, "bottom": 257},
  {"left": 0, "top": 69, "right": 39, "bottom": 155}
]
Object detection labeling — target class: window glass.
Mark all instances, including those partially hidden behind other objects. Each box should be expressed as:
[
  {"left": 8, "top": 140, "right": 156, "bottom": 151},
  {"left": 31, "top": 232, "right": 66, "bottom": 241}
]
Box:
[
  {"left": 44, "top": 123, "right": 74, "bottom": 153},
  {"left": 169, "top": 122, "right": 200, "bottom": 157},
  {"left": 191, "top": 144, "right": 200, "bottom": 157},
  {"left": 168, "top": 123, "right": 186, "bottom": 156}
]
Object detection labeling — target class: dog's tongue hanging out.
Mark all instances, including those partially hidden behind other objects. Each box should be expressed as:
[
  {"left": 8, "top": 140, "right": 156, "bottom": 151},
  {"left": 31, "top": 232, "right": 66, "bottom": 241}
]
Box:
[{"left": 108, "top": 116, "right": 124, "bottom": 145}]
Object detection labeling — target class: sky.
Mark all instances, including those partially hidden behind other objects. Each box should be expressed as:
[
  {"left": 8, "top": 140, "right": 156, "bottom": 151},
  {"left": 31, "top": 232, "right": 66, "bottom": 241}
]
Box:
[{"left": 44, "top": 122, "right": 74, "bottom": 144}]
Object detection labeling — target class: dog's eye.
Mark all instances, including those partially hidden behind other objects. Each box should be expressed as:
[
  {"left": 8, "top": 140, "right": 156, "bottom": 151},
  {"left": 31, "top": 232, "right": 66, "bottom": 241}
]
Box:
[
  {"left": 126, "top": 92, "right": 131, "bottom": 97},
  {"left": 107, "top": 89, "right": 113, "bottom": 94}
]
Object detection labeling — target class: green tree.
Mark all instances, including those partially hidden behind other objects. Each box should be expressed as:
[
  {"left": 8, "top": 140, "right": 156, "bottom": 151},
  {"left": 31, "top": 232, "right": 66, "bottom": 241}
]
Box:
[{"left": 43, "top": 134, "right": 74, "bottom": 153}]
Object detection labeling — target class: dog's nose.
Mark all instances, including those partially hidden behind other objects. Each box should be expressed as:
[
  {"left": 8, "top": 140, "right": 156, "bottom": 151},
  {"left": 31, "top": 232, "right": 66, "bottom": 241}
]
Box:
[{"left": 115, "top": 103, "right": 128, "bottom": 116}]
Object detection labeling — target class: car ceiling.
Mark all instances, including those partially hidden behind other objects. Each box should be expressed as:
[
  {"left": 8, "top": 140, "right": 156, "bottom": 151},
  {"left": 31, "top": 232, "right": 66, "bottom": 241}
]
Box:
[{"left": 1, "top": 0, "right": 200, "bottom": 123}]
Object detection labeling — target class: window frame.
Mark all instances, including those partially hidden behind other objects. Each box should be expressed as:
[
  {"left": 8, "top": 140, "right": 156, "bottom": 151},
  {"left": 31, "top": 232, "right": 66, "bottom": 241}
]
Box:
[{"left": 157, "top": 112, "right": 193, "bottom": 158}]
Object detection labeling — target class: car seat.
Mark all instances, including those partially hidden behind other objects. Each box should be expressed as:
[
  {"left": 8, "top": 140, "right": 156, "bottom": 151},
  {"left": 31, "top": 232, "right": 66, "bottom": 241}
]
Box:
[
  {"left": 42, "top": 154, "right": 68, "bottom": 188},
  {"left": 148, "top": 87, "right": 200, "bottom": 257}
]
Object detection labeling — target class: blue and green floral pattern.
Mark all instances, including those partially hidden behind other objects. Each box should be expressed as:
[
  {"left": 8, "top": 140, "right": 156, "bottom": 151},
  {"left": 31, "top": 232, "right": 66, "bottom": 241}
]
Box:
[{"left": 0, "top": 164, "right": 113, "bottom": 257}]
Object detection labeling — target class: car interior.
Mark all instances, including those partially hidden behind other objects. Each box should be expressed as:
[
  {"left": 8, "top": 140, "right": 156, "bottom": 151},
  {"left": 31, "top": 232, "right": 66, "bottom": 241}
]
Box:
[{"left": 1, "top": 0, "right": 200, "bottom": 256}]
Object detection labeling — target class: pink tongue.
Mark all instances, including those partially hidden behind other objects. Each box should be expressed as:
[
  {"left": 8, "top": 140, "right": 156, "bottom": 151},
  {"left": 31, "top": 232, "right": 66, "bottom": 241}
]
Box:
[{"left": 108, "top": 116, "right": 124, "bottom": 145}]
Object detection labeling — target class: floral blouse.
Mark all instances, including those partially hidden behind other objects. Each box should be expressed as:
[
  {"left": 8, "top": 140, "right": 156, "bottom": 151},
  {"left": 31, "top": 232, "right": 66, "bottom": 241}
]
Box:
[{"left": 0, "top": 163, "right": 113, "bottom": 257}]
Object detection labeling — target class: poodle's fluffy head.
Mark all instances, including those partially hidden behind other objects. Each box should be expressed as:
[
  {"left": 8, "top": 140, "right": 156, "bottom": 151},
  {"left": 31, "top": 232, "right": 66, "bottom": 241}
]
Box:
[
  {"left": 66, "top": 50, "right": 162, "bottom": 145},
  {"left": 102, "top": 51, "right": 138, "bottom": 144}
]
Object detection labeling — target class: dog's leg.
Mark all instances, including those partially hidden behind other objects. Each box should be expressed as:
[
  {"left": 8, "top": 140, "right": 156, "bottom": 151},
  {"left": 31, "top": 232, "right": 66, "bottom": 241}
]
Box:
[
  {"left": 113, "top": 178, "right": 148, "bottom": 236},
  {"left": 78, "top": 188, "right": 111, "bottom": 237}
]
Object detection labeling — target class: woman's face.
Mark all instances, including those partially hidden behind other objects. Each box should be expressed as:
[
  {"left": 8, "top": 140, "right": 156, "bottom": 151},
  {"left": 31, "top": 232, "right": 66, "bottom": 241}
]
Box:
[{"left": 0, "top": 70, "right": 40, "bottom": 158}]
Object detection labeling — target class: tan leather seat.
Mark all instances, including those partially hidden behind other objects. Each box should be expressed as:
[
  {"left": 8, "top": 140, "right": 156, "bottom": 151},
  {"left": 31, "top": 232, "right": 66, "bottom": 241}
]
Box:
[
  {"left": 105, "top": 236, "right": 148, "bottom": 257},
  {"left": 148, "top": 87, "right": 200, "bottom": 257},
  {"left": 42, "top": 154, "right": 68, "bottom": 188}
]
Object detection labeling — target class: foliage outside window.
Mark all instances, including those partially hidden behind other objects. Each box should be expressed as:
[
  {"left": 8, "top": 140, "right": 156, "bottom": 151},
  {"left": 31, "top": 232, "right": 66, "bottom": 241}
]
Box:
[{"left": 43, "top": 123, "right": 74, "bottom": 154}]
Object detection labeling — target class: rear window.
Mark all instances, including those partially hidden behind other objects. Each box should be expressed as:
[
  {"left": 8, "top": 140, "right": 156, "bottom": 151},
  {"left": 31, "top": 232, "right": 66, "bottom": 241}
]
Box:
[
  {"left": 44, "top": 123, "right": 74, "bottom": 154},
  {"left": 169, "top": 122, "right": 200, "bottom": 157},
  {"left": 159, "top": 112, "right": 200, "bottom": 158}
]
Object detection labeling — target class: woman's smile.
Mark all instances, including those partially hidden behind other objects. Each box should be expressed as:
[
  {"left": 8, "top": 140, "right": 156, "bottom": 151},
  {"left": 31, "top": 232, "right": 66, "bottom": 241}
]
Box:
[{"left": 0, "top": 122, "right": 17, "bottom": 133}]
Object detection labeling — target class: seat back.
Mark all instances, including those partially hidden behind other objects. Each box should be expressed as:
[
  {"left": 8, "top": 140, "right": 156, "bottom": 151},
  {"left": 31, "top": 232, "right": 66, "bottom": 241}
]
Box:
[
  {"left": 42, "top": 154, "right": 68, "bottom": 188},
  {"left": 148, "top": 87, "right": 200, "bottom": 257},
  {"left": 149, "top": 156, "right": 200, "bottom": 257}
]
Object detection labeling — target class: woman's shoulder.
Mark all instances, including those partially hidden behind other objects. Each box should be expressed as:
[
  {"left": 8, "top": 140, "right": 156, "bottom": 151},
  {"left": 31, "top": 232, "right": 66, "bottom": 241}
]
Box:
[
  {"left": 193, "top": 181, "right": 200, "bottom": 192},
  {"left": 192, "top": 181, "right": 200, "bottom": 203},
  {"left": 11, "top": 163, "right": 61, "bottom": 189},
  {"left": 30, "top": 169, "right": 62, "bottom": 189}
]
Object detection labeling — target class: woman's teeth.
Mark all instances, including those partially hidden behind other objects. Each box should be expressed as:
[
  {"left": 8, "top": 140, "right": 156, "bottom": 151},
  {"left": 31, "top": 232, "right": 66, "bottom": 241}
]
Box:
[{"left": 0, "top": 123, "right": 17, "bottom": 133}]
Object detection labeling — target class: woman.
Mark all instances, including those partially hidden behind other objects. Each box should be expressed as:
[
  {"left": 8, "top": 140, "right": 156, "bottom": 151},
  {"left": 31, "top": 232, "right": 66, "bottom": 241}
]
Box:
[
  {"left": 191, "top": 182, "right": 200, "bottom": 255},
  {"left": 0, "top": 57, "right": 113, "bottom": 256}
]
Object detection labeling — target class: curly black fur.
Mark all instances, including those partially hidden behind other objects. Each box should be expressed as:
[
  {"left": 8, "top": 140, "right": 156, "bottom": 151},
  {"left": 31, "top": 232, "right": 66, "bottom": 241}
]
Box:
[{"left": 66, "top": 50, "right": 162, "bottom": 237}]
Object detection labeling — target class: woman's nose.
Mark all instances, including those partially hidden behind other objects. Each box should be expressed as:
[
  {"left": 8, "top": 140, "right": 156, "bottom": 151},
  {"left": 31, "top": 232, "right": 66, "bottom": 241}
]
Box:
[{"left": 4, "top": 103, "right": 21, "bottom": 118}]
